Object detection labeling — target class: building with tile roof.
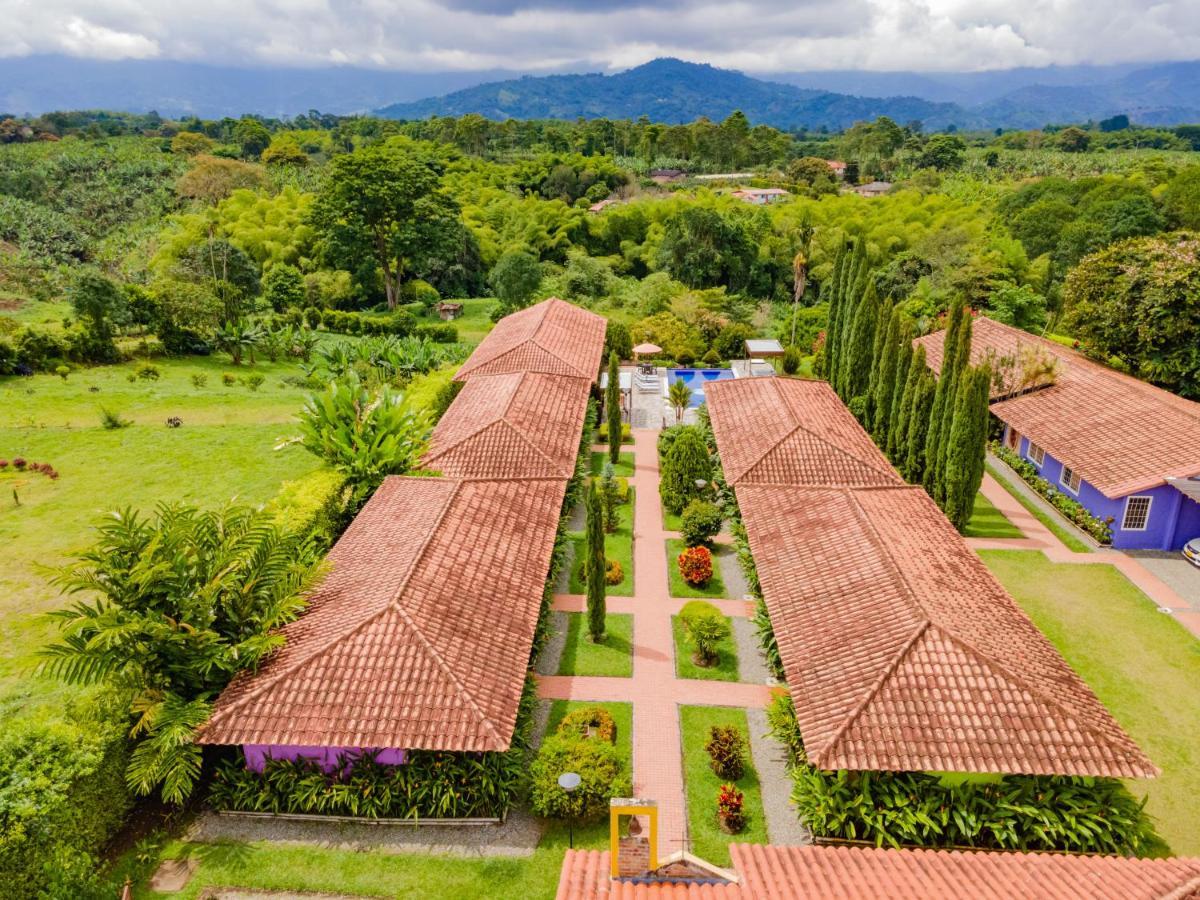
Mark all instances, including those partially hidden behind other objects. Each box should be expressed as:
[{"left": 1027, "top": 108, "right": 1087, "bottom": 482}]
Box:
[
  {"left": 705, "top": 376, "right": 1153, "bottom": 777},
  {"left": 556, "top": 844, "right": 1200, "bottom": 899},
  {"left": 917, "top": 315, "right": 1200, "bottom": 550},
  {"left": 424, "top": 371, "right": 592, "bottom": 479},
  {"left": 454, "top": 296, "right": 607, "bottom": 382}
]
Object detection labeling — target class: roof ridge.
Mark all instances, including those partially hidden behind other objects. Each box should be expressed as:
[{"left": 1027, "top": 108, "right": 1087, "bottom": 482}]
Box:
[
  {"left": 424, "top": 377, "right": 523, "bottom": 462},
  {"left": 199, "top": 480, "right": 464, "bottom": 731},
  {"left": 528, "top": 333, "right": 586, "bottom": 378},
  {"left": 749, "top": 420, "right": 899, "bottom": 485},
  {"left": 495, "top": 417, "right": 562, "bottom": 470}
]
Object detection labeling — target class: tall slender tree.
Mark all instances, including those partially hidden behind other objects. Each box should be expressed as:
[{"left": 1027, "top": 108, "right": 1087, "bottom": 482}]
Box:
[
  {"left": 933, "top": 313, "right": 973, "bottom": 504},
  {"left": 889, "top": 339, "right": 921, "bottom": 463},
  {"left": 834, "top": 239, "right": 866, "bottom": 396},
  {"left": 886, "top": 323, "right": 914, "bottom": 455},
  {"left": 585, "top": 481, "right": 607, "bottom": 642},
  {"left": 943, "top": 363, "right": 993, "bottom": 530},
  {"left": 871, "top": 305, "right": 900, "bottom": 443},
  {"left": 844, "top": 281, "right": 880, "bottom": 409},
  {"left": 904, "top": 368, "right": 936, "bottom": 483},
  {"left": 606, "top": 351, "right": 621, "bottom": 464},
  {"left": 922, "top": 301, "right": 965, "bottom": 497},
  {"left": 819, "top": 241, "right": 846, "bottom": 379}
]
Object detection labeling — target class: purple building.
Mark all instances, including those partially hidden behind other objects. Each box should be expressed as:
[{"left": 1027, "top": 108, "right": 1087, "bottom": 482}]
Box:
[{"left": 919, "top": 316, "right": 1200, "bottom": 551}]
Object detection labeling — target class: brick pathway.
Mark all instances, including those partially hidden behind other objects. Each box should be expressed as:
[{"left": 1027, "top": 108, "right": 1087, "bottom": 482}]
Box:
[
  {"left": 536, "top": 429, "right": 773, "bottom": 852},
  {"left": 969, "top": 468, "right": 1200, "bottom": 640}
]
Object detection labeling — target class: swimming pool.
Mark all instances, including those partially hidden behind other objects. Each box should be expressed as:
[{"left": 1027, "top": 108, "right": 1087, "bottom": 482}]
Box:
[{"left": 668, "top": 368, "right": 735, "bottom": 408}]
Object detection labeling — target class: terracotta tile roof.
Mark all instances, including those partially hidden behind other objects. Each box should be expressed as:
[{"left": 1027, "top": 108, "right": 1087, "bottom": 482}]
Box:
[
  {"left": 198, "top": 475, "right": 565, "bottom": 752},
  {"left": 558, "top": 845, "right": 1200, "bottom": 899},
  {"left": 454, "top": 297, "right": 607, "bottom": 382},
  {"left": 735, "top": 484, "right": 1154, "bottom": 776},
  {"left": 916, "top": 315, "right": 1200, "bottom": 497},
  {"left": 704, "top": 378, "right": 903, "bottom": 488},
  {"left": 424, "top": 371, "right": 591, "bottom": 478}
]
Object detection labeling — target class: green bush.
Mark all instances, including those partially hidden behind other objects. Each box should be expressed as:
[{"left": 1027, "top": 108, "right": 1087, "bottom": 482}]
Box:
[
  {"left": 596, "top": 421, "right": 632, "bottom": 443},
  {"left": 556, "top": 706, "right": 617, "bottom": 744},
  {"left": 705, "top": 724, "right": 747, "bottom": 780},
  {"left": 15, "top": 327, "right": 64, "bottom": 370},
  {"left": 782, "top": 346, "right": 802, "bottom": 375},
  {"left": 529, "top": 734, "right": 631, "bottom": 822},
  {"left": 993, "top": 444, "right": 1112, "bottom": 543},
  {"left": 265, "top": 468, "right": 350, "bottom": 549},
  {"left": 0, "top": 337, "right": 17, "bottom": 375},
  {"left": 679, "top": 599, "right": 727, "bottom": 663},
  {"left": 680, "top": 499, "right": 722, "bottom": 546},
  {"left": 414, "top": 322, "right": 458, "bottom": 343},
  {"left": 659, "top": 427, "right": 712, "bottom": 515}
]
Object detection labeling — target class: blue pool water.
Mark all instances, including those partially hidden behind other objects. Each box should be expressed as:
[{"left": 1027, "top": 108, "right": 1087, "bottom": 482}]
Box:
[{"left": 668, "top": 368, "right": 734, "bottom": 407}]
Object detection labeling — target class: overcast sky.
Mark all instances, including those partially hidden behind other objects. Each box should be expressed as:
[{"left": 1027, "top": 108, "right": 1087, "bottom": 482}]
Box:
[{"left": 1, "top": 0, "right": 1196, "bottom": 73}]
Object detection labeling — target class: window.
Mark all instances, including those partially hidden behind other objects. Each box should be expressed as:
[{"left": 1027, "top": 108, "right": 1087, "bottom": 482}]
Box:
[
  {"left": 1027, "top": 442, "right": 1046, "bottom": 466},
  {"left": 1122, "top": 495, "right": 1153, "bottom": 531},
  {"left": 1060, "top": 467, "right": 1081, "bottom": 494}
]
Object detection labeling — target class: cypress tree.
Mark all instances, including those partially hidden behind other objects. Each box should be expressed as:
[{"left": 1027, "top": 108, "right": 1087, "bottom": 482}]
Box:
[
  {"left": 904, "top": 369, "right": 936, "bottom": 483},
  {"left": 922, "top": 301, "right": 964, "bottom": 496},
  {"left": 659, "top": 427, "right": 711, "bottom": 515},
  {"left": 819, "top": 242, "right": 846, "bottom": 379},
  {"left": 606, "top": 351, "right": 621, "bottom": 464},
  {"left": 835, "top": 239, "right": 867, "bottom": 397},
  {"left": 585, "top": 481, "right": 607, "bottom": 642},
  {"left": 886, "top": 324, "right": 914, "bottom": 457},
  {"left": 890, "top": 341, "right": 922, "bottom": 464},
  {"left": 828, "top": 239, "right": 854, "bottom": 386},
  {"left": 871, "top": 306, "right": 900, "bottom": 444},
  {"left": 934, "top": 313, "right": 973, "bottom": 504},
  {"left": 943, "top": 363, "right": 993, "bottom": 531},
  {"left": 844, "top": 281, "right": 879, "bottom": 410}
]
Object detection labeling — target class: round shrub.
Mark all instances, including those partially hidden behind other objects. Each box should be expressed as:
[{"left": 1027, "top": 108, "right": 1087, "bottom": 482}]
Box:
[
  {"left": 680, "top": 500, "right": 722, "bottom": 547},
  {"left": 677, "top": 545, "right": 713, "bottom": 586},
  {"left": 529, "top": 734, "right": 631, "bottom": 822},
  {"left": 557, "top": 706, "right": 617, "bottom": 744},
  {"left": 705, "top": 724, "right": 747, "bottom": 780},
  {"left": 605, "top": 558, "right": 624, "bottom": 585},
  {"left": 701, "top": 348, "right": 721, "bottom": 366},
  {"left": 782, "top": 346, "right": 802, "bottom": 375},
  {"left": 679, "top": 599, "right": 729, "bottom": 666}
]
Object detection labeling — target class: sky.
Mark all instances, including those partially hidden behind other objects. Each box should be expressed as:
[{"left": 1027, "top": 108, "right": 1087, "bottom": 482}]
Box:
[{"left": 0, "top": 0, "right": 1196, "bottom": 73}]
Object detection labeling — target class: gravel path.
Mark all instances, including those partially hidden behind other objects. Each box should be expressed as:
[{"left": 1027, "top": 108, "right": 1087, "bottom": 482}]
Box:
[
  {"left": 567, "top": 500, "right": 586, "bottom": 532},
  {"left": 185, "top": 807, "right": 543, "bottom": 858},
  {"left": 746, "top": 706, "right": 811, "bottom": 847},
  {"left": 715, "top": 542, "right": 750, "bottom": 601},
  {"left": 554, "top": 540, "right": 577, "bottom": 593},
  {"left": 535, "top": 610, "right": 570, "bottom": 676},
  {"left": 731, "top": 616, "right": 773, "bottom": 686}
]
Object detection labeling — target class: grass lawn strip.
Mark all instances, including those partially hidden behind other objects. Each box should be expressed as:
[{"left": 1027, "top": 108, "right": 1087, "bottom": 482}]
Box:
[
  {"left": 568, "top": 487, "right": 635, "bottom": 596},
  {"left": 588, "top": 451, "right": 635, "bottom": 478},
  {"left": 980, "top": 549, "right": 1200, "bottom": 855},
  {"left": 672, "top": 616, "right": 739, "bottom": 682},
  {"left": 679, "top": 705, "right": 769, "bottom": 866},
  {"left": 662, "top": 501, "right": 683, "bottom": 532},
  {"left": 665, "top": 538, "right": 728, "bottom": 599},
  {"left": 556, "top": 612, "right": 634, "bottom": 678},
  {"left": 962, "top": 491, "right": 1023, "bottom": 539},
  {"left": 985, "top": 461, "right": 1091, "bottom": 552}
]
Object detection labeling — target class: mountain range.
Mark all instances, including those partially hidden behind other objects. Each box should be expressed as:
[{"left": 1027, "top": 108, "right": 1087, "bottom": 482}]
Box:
[{"left": 2, "top": 55, "right": 1198, "bottom": 129}]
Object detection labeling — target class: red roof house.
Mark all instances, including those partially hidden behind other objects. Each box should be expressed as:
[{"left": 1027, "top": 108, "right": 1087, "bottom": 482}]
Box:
[{"left": 454, "top": 296, "right": 607, "bottom": 382}]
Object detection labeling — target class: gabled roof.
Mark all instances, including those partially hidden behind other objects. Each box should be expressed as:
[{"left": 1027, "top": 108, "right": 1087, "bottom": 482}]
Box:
[
  {"left": 705, "top": 378, "right": 903, "bottom": 488},
  {"left": 424, "top": 371, "right": 591, "bottom": 479},
  {"left": 917, "top": 315, "right": 1200, "bottom": 497},
  {"left": 198, "top": 475, "right": 565, "bottom": 753},
  {"left": 556, "top": 845, "right": 1200, "bottom": 900},
  {"left": 454, "top": 297, "right": 607, "bottom": 382},
  {"left": 735, "top": 484, "right": 1154, "bottom": 776}
]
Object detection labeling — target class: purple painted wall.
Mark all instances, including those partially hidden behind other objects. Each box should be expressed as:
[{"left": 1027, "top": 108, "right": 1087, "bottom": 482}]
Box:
[
  {"left": 1009, "top": 431, "right": 1197, "bottom": 550},
  {"left": 243, "top": 744, "right": 406, "bottom": 773}
]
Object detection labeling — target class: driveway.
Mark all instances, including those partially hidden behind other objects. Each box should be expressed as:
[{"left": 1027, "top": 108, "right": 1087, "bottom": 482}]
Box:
[{"left": 1124, "top": 551, "right": 1200, "bottom": 613}]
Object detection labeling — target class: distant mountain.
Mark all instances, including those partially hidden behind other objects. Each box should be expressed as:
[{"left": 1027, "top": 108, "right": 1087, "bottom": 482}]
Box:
[{"left": 375, "top": 58, "right": 976, "bottom": 131}]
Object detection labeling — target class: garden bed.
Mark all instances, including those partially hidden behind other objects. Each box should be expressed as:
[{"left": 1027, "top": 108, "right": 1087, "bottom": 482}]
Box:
[
  {"left": 568, "top": 487, "right": 635, "bottom": 597},
  {"left": 672, "top": 615, "right": 739, "bottom": 681},
  {"left": 990, "top": 447, "right": 1109, "bottom": 546},
  {"left": 556, "top": 612, "right": 634, "bottom": 678},
  {"left": 665, "top": 538, "right": 728, "bottom": 598},
  {"left": 588, "top": 451, "right": 635, "bottom": 478}
]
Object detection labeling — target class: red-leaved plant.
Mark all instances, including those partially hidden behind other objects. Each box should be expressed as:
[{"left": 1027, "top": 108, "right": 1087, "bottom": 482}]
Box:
[
  {"left": 677, "top": 545, "right": 713, "bottom": 586},
  {"left": 717, "top": 783, "right": 746, "bottom": 833}
]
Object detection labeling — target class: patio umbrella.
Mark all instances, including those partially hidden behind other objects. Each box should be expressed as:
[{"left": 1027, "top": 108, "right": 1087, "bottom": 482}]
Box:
[{"left": 632, "top": 342, "right": 662, "bottom": 359}]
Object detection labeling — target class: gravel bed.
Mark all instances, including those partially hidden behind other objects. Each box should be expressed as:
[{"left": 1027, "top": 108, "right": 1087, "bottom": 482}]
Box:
[
  {"left": 746, "top": 706, "right": 811, "bottom": 847},
  {"left": 535, "top": 610, "right": 570, "bottom": 676},
  {"left": 731, "top": 616, "right": 773, "bottom": 685},
  {"left": 715, "top": 543, "right": 750, "bottom": 601},
  {"left": 554, "top": 540, "right": 577, "bottom": 593}
]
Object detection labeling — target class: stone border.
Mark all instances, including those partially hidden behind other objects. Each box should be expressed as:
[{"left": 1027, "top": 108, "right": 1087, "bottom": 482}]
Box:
[{"left": 214, "top": 810, "right": 503, "bottom": 827}]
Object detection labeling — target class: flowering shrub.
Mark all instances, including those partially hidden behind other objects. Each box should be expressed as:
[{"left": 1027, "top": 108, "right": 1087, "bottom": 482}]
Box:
[
  {"left": 13, "top": 457, "right": 26, "bottom": 470},
  {"left": 3, "top": 458, "right": 60, "bottom": 480},
  {"left": 993, "top": 444, "right": 1112, "bottom": 543},
  {"left": 705, "top": 725, "right": 747, "bottom": 780},
  {"left": 557, "top": 706, "right": 617, "bottom": 744},
  {"left": 677, "top": 545, "right": 713, "bottom": 586},
  {"left": 605, "top": 558, "right": 623, "bottom": 585},
  {"left": 716, "top": 783, "right": 746, "bottom": 833}
]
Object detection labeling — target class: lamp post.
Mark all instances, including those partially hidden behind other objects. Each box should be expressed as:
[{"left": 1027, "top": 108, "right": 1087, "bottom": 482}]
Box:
[{"left": 558, "top": 771, "right": 581, "bottom": 848}]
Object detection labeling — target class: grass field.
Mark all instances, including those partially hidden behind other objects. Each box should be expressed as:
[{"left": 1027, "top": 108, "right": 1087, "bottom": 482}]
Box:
[
  {"left": 666, "top": 539, "right": 728, "bottom": 599},
  {"left": 588, "top": 450, "right": 635, "bottom": 478},
  {"left": 985, "top": 462, "right": 1091, "bottom": 552},
  {"left": 568, "top": 487, "right": 635, "bottom": 597},
  {"left": 557, "top": 612, "right": 634, "bottom": 677},
  {"left": 962, "top": 491, "right": 1023, "bottom": 538},
  {"left": 679, "top": 705, "right": 768, "bottom": 865},
  {"left": 673, "top": 614, "right": 739, "bottom": 681},
  {"left": 980, "top": 549, "right": 1200, "bottom": 855}
]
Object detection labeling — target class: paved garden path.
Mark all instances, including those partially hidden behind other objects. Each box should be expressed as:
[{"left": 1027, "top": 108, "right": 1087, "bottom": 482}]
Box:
[
  {"left": 969, "top": 465, "right": 1200, "bottom": 639},
  {"left": 536, "top": 429, "right": 776, "bottom": 855}
]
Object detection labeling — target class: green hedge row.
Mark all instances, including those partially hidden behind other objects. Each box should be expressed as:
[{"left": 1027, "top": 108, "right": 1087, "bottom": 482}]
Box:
[{"left": 276, "top": 307, "right": 458, "bottom": 343}]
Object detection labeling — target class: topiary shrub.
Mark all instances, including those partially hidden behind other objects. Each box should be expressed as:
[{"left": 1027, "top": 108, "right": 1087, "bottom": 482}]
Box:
[
  {"left": 557, "top": 706, "right": 617, "bottom": 744},
  {"left": 597, "top": 421, "right": 633, "bottom": 444},
  {"left": 782, "top": 346, "right": 802, "bottom": 375},
  {"left": 702, "top": 348, "right": 721, "bottom": 366},
  {"left": 677, "top": 545, "right": 713, "bottom": 586},
  {"left": 605, "top": 559, "right": 624, "bottom": 585},
  {"left": 659, "top": 427, "right": 712, "bottom": 515},
  {"left": 680, "top": 499, "right": 722, "bottom": 547},
  {"left": 529, "top": 733, "right": 631, "bottom": 822},
  {"left": 679, "top": 599, "right": 729, "bottom": 666},
  {"left": 705, "top": 724, "right": 747, "bottom": 780}
]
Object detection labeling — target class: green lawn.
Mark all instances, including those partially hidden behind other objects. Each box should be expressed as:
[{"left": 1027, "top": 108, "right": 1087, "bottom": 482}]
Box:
[
  {"left": 556, "top": 612, "right": 634, "bottom": 677},
  {"left": 662, "top": 501, "right": 683, "bottom": 532},
  {"left": 589, "top": 450, "right": 635, "bottom": 478},
  {"left": 0, "top": 357, "right": 322, "bottom": 724},
  {"left": 568, "top": 488, "right": 635, "bottom": 596},
  {"left": 985, "top": 462, "right": 1091, "bottom": 553},
  {"left": 679, "top": 705, "right": 769, "bottom": 866},
  {"left": 672, "top": 615, "right": 739, "bottom": 681},
  {"left": 400, "top": 297, "right": 497, "bottom": 346},
  {"left": 666, "top": 539, "right": 728, "bottom": 599},
  {"left": 980, "top": 549, "right": 1200, "bottom": 855},
  {"left": 545, "top": 700, "right": 634, "bottom": 768},
  {"left": 962, "top": 491, "right": 1023, "bottom": 539}
]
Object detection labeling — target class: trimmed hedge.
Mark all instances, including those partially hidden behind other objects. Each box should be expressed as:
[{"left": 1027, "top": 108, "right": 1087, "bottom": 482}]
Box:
[{"left": 993, "top": 444, "right": 1112, "bottom": 543}]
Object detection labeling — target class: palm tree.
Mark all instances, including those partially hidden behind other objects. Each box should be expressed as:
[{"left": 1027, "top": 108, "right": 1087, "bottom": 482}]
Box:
[
  {"left": 668, "top": 378, "right": 692, "bottom": 424},
  {"left": 42, "top": 504, "right": 326, "bottom": 804}
]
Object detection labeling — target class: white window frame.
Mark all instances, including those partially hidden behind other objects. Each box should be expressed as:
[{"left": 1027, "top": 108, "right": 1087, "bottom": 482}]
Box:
[
  {"left": 1121, "top": 495, "right": 1153, "bottom": 532},
  {"left": 1060, "top": 466, "right": 1081, "bottom": 494},
  {"left": 1027, "top": 442, "right": 1046, "bottom": 467}
]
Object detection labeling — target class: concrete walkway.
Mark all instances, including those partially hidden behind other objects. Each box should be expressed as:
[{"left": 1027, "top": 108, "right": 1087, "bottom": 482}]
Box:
[
  {"left": 536, "top": 429, "right": 779, "bottom": 856},
  {"left": 970, "top": 467, "right": 1200, "bottom": 639}
]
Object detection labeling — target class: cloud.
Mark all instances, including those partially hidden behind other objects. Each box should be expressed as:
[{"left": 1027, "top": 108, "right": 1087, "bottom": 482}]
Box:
[{"left": 0, "top": 0, "right": 1195, "bottom": 71}]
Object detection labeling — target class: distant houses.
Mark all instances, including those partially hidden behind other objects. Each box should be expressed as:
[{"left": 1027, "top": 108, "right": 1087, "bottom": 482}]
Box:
[
  {"left": 825, "top": 159, "right": 847, "bottom": 179},
  {"left": 851, "top": 180, "right": 892, "bottom": 197},
  {"left": 648, "top": 168, "right": 686, "bottom": 184},
  {"left": 730, "top": 186, "right": 789, "bottom": 205}
]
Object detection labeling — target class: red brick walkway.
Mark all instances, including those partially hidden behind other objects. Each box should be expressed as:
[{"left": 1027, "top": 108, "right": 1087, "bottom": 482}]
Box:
[{"left": 536, "top": 429, "right": 772, "bottom": 851}]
